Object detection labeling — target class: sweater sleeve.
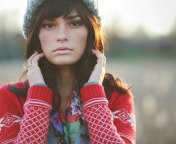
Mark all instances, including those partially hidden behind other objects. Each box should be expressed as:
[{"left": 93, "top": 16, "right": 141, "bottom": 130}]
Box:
[
  {"left": 80, "top": 84, "right": 136, "bottom": 144},
  {"left": 0, "top": 84, "right": 53, "bottom": 144}
]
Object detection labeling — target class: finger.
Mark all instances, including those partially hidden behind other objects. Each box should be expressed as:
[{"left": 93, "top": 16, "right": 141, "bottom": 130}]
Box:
[
  {"left": 96, "top": 50, "right": 106, "bottom": 67},
  {"left": 31, "top": 53, "right": 45, "bottom": 67},
  {"left": 92, "top": 49, "right": 105, "bottom": 59},
  {"left": 28, "top": 52, "right": 38, "bottom": 65},
  {"left": 92, "top": 49, "right": 106, "bottom": 67},
  {"left": 92, "top": 49, "right": 104, "bottom": 67}
]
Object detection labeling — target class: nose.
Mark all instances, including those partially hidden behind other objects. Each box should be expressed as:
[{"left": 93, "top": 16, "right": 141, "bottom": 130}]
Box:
[{"left": 55, "top": 26, "right": 68, "bottom": 42}]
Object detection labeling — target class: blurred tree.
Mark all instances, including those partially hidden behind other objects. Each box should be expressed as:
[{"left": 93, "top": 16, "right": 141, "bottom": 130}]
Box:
[
  {"left": 0, "top": 10, "right": 25, "bottom": 61},
  {"left": 105, "top": 21, "right": 176, "bottom": 60}
]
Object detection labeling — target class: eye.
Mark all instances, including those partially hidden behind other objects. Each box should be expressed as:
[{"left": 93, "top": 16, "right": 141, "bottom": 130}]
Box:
[
  {"left": 43, "top": 24, "right": 55, "bottom": 29},
  {"left": 70, "top": 21, "right": 82, "bottom": 27}
]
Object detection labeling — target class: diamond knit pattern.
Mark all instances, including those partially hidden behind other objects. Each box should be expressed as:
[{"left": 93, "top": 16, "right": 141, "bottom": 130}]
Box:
[
  {"left": 83, "top": 103, "right": 125, "bottom": 144},
  {"left": 15, "top": 103, "right": 51, "bottom": 144}
]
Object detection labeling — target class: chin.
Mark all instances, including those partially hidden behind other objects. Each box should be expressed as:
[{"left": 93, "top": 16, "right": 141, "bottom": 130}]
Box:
[
  {"left": 53, "top": 60, "right": 78, "bottom": 66},
  {"left": 46, "top": 56, "right": 80, "bottom": 66}
]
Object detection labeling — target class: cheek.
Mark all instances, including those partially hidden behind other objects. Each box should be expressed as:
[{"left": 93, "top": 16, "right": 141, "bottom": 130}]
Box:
[
  {"left": 39, "top": 33, "right": 52, "bottom": 52},
  {"left": 39, "top": 33, "right": 46, "bottom": 49},
  {"left": 74, "top": 29, "right": 88, "bottom": 50},
  {"left": 74, "top": 32, "right": 88, "bottom": 61}
]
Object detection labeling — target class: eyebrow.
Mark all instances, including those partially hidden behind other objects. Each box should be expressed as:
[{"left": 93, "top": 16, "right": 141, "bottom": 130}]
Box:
[
  {"left": 42, "top": 15, "right": 81, "bottom": 22},
  {"left": 66, "top": 15, "right": 81, "bottom": 20}
]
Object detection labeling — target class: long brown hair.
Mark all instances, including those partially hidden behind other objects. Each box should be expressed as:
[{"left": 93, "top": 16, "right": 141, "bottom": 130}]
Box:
[{"left": 9, "top": 0, "right": 132, "bottom": 114}]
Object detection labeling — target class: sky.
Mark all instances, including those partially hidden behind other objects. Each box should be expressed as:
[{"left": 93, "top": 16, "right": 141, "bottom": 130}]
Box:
[{"left": 0, "top": 0, "right": 176, "bottom": 37}]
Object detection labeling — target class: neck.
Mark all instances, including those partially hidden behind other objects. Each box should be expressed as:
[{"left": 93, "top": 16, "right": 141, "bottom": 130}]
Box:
[{"left": 56, "top": 66, "right": 76, "bottom": 101}]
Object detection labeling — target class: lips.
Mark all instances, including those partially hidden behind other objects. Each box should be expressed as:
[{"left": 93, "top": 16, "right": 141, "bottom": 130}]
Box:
[
  {"left": 54, "top": 47, "right": 72, "bottom": 52},
  {"left": 54, "top": 47, "right": 72, "bottom": 55}
]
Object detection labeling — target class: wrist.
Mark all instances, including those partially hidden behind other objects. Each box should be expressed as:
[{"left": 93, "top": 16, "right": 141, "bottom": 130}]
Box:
[{"left": 84, "top": 81, "right": 101, "bottom": 87}]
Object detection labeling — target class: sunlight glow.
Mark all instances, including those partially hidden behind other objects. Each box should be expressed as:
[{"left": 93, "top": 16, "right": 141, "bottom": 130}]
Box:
[
  {"left": 0, "top": 0, "right": 26, "bottom": 11},
  {"left": 99, "top": 0, "right": 176, "bottom": 36},
  {"left": 0, "top": 0, "right": 26, "bottom": 24},
  {"left": 1, "top": 0, "right": 176, "bottom": 37}
]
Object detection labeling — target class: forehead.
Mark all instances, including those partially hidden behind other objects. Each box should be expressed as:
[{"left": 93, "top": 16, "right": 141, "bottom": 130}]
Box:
[
  {"left": 39, "top": 6, "right": 80, "bottom": 21},
  {"left": 42, "top": 9, "right": 81, "bottom": 22},
  {"left": 37, "top": 0, "right": 80, "bottom": 20},
  {"left": 69, "top": 8, "right": 79, "bottom": 16}
]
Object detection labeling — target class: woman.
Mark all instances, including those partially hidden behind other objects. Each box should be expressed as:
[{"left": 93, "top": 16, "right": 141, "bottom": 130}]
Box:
[{"left": 0, "top": 0, "right": 136, "bottom": 143}]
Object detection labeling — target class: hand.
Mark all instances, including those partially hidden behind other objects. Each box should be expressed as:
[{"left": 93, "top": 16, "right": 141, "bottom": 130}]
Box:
[
  {"left": 88, "top": 49, "right": 106, "bottom": 84},
  {"left": 27, "top": 52, "right": 45, "bottom": 87}
]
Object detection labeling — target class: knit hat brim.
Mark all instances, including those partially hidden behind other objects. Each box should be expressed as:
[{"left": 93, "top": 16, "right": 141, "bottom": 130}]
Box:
[{"left": 23, "top": 0, "right": 101, "bottom": 39}]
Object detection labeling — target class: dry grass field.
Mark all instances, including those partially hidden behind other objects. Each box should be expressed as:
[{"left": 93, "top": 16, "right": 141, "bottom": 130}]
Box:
[{"left": 0, "top": 58, "right": 175, "bottom": 144}]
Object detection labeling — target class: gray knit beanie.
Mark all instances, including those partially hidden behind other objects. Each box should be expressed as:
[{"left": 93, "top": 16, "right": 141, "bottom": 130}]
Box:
[{"left": 23, "top": 0, "right": 101, "bottom": 38}]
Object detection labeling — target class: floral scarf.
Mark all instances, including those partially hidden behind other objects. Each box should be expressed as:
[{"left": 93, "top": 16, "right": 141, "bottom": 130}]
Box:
[{"left": 50, "top": 91, "right": 84, "bottom": 144}]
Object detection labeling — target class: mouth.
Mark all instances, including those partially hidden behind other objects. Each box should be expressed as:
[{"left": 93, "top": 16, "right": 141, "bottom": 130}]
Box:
[
  {"left": 54, "top": 47, "right": 72, "bottom": 52},
  {"left": 54, "top": 47, "right": 72, "bottom": 55}
]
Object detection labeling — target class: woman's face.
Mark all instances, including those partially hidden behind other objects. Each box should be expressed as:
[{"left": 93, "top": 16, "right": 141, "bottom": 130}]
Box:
[{"left": 38, "top": 9, "right": 88, "bottom": 66}]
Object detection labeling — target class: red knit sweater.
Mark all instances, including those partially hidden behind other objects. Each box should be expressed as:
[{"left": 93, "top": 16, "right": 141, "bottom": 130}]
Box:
[{"left": 0, "top": 82, "right": 135, "bottom": 144}]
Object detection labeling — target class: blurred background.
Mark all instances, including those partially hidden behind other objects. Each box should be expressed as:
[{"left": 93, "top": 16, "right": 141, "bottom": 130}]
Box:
[{"left": 0, "top": 0, "right": 176, "bottom": 143}]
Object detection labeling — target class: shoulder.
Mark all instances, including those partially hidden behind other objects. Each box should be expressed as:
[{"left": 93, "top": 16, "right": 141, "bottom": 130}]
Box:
[
  {"left": 0, "top": 82, "right": 26, "bottom": 126},
  {"left": 0, "top": 82, "right": 26, "bottom": 107},
  {"left": 0, "top": 83, "right": 13, "bottom": 97},
  {"left": 108, "top": 90, "right": 135, "bottom": 112},
  {"left": 0, "top": 81, "right": 27, "bottom": 94}
]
